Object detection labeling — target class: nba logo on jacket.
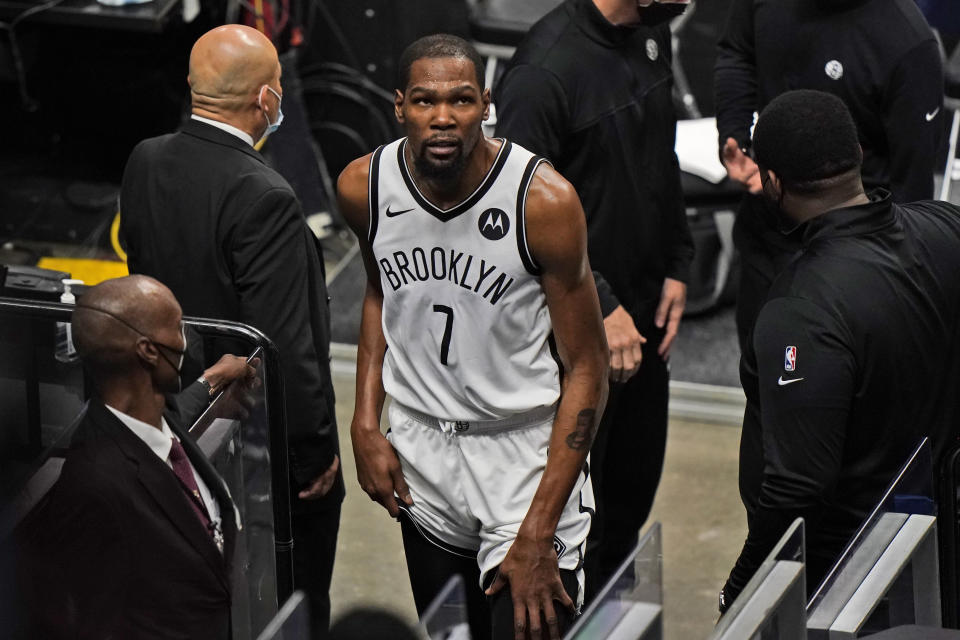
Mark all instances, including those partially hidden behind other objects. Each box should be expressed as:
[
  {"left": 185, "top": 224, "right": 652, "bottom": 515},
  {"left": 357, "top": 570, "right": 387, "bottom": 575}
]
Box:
[{"left": 784, "top": 346, "right": 797, "bottom": 372}]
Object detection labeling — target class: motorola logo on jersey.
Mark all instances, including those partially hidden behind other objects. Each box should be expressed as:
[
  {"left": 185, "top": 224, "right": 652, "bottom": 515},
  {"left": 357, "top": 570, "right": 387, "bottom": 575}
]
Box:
[{"left": 478, "top": 208, "right": 510, "bottom": 241}]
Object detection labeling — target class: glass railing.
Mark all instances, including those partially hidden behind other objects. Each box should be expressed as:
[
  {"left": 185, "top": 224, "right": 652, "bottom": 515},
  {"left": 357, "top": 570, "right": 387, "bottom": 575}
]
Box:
[
  {"left": 0, "top": 297, "right": 293, "bottom": 639},
  {"left": 255, "top": 590, "right": 311, "bottom": 640},
  {"left": 708, "top": 518, "right": 806, "bottom": 640},
  {"left": 420, "top": 574, "right": 471, "bottom": 640},
  {"left": 806, "top": 438, "right": 940, "bottom": 638},
  {"left": 0, "top": 299, "right": 87, "bottom": 516},
  {"left": 191, "top": 346, "right": 278, "bottom": 639},
  {"left": 565, "top": 522, "right": 663, "bottom": 640}
]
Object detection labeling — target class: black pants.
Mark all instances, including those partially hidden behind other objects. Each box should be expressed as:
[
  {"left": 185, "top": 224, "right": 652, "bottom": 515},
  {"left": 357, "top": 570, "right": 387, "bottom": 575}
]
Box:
[
  {"left": 584, "top": 337, "right": 669, "bottom": 603},
  {"left": 292, "top": 491, "right": 343, "bottom": 639},
  {"left": 399, "top": 515, "right": 579, "bottom": 640}
]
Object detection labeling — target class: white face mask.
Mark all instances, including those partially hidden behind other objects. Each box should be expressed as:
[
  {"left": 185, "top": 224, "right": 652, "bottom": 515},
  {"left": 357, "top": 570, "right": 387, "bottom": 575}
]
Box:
[{"left": 258, "top": 85, "right": 284, "bottom": 136}]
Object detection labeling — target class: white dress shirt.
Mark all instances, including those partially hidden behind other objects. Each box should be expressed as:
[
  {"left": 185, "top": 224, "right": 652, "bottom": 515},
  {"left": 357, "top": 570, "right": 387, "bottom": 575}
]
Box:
[
  {"left": 106, "top": 405, "right": 222, "bottom": 543},
  {"left": 190, "top": 114, "right": 255, "bottom": 147}
]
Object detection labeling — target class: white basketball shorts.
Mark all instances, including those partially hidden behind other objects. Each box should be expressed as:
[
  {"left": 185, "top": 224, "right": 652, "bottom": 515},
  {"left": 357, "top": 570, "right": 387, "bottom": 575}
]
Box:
[{"left": 387, "top": 401, "right": 595, "bottom": 607}]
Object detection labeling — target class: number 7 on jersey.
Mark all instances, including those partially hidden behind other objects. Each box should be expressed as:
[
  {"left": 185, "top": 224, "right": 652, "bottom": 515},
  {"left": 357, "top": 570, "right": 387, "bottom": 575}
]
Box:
[{"left": 432, "top": 304, "right": 454, "bottom": 365}]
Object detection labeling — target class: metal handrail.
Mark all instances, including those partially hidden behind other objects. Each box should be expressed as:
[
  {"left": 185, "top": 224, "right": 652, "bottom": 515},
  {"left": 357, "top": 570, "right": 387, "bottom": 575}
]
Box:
[{"left": 0, "top": 297, "right": 295, "bottom": 601}]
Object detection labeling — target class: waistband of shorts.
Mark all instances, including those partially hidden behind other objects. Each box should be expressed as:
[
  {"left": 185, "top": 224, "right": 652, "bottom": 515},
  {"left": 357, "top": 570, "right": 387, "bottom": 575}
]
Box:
[{"left": 393, "top": 402, "right": 558, "bottom": 434}]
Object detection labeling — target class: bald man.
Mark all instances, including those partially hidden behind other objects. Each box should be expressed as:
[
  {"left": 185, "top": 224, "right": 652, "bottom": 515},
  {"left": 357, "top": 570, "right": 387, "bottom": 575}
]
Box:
[
  {"left": 119, "top": 25, "right": 343, "bottom": 634},
  {"left": 15, "top": 276, "right": 249, "bottom": 640}
]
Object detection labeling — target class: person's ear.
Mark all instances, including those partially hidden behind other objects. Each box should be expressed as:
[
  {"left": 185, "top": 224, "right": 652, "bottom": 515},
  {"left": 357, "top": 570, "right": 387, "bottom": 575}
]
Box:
[
  {"left": 764, "top": 169, "right": 789, "bottom": 210},
  {"left": 760, "top": 168, "right": 779, "bottom": 192},
  {"left": 768, "top": 170, "right": 783, "bottom": 197},
  {"left": 135, "top": 337, "right": 159, "bottom": 368},
  {"left": 766, "top": 169, "right": 780, "bottom": 187},
  {"left": 394, "top": 90, "right": 405, "bottom": 124},
  {"left": 481, "top": 87, "right": 491, "bottom": 122},
  {"left": 256, "top": 85, "right": 270, "bottom": 114}
]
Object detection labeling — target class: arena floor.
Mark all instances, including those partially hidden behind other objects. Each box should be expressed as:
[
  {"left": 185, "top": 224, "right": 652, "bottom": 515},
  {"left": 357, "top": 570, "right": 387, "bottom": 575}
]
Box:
[{"left": 326, "top": 359, "right": 747, "bottom": 640}]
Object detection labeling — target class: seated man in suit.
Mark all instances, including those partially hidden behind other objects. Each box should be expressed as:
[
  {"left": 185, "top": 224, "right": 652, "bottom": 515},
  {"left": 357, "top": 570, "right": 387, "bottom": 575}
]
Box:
[{"left": 16, "top": 275, "right": 252, "bottom": 639}]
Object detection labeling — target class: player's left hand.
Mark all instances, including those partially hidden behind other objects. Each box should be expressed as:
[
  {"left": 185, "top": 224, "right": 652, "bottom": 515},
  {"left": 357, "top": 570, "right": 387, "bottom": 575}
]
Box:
[
  {"left": 485, "top": 532, "right": 573, "bottom": 640},
  {"left": 655, "top": 278, "right": 686, "bottom": 360}
]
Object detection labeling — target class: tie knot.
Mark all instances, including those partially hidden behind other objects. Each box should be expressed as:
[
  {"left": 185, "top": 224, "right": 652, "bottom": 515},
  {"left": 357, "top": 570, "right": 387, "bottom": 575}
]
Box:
[{"left": 169, "top": 437, "right": 188, "bottom": 463}]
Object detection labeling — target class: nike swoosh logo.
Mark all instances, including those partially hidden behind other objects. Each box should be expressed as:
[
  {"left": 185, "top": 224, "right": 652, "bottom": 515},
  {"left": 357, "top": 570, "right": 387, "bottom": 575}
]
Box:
[
  {"left": 778, "top": 376, "right": 805, "bottom": 386},
  {"left": 926, "top": 107, "right": 940, "bottom": 122},
  {"left": 386, "top": 206, "right": 415, "bottom": 217}
]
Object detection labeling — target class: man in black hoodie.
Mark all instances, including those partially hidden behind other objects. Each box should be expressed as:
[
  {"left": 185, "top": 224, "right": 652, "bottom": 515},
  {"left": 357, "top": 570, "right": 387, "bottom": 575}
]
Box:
[
  {"left": 720, "top": 90, "right": 960, "bottom": 610},
  {"left": 496, "top": 0, "right": 695, "bottom": 599},
  {"left": 715, "top": 0, "right": 944, "bottom": 351},
  {"left": 715, "top": 0, "right": 944, "bottom": 551}
]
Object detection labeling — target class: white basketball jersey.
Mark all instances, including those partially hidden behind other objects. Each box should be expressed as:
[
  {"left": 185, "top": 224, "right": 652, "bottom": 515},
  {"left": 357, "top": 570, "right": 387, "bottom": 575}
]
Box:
[{"left": 368, "top": 137, "right": 560, "bottom": 421}]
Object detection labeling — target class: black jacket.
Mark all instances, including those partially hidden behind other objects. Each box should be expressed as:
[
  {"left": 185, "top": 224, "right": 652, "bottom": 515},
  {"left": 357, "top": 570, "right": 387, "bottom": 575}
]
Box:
[
  {"left": 17, "top": 401, "right": 238, "bottom": 639},
  {"left": 495, "top": 0, "right": 694, "bottom": 325},
  {"left": 729, "top": 194, "right": 960, "bottom": 601},
  {"left": 716, "top": 0, "right": 943, "bottom": 202},
  {"left": 119, "top": 119, "right": 341, "bottom": 496}
]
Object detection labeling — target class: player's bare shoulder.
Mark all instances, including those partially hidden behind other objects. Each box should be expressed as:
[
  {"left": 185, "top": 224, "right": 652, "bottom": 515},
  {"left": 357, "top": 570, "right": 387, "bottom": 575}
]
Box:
[
  {"left": 337, "top": 153, "right": 373, "bottom": 233},
  {"left": 525, "top": 161, "right": 582, "bottom": 225},
  {"left": 524, "top": 161, "right": 587, "bottom": 264}
]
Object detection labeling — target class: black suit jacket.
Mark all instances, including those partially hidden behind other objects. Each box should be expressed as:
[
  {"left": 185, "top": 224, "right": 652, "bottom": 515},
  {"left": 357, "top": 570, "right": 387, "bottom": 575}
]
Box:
[
  {"left": 119, "top": 119, "right": 341, "bottom": 495},
  {"left": 18, "top": 401, "right": 237, "bottom": 639}
]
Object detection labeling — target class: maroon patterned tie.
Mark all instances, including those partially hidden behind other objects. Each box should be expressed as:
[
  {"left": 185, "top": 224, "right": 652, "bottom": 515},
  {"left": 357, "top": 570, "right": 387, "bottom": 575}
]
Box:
[{"left": 168, "top": 437, "right": 213, "bottom": 535}]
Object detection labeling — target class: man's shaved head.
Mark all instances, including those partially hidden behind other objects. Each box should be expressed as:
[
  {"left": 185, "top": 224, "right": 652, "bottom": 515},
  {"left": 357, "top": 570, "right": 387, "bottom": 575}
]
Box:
[
  {"left": 72, "top": 275, "right": 181, "bottom": 375},
  {"left": 188, "top": 24, "right": 279, "bottom": 112}
]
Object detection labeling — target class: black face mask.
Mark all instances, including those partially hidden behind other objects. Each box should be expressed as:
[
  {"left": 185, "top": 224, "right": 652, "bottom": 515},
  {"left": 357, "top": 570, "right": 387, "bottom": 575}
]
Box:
[
  {"left": 74, "top": 304, "right": 203, "bottom": 393},
  {"left": 153, "top": 325, "right": 204, "bottom": 393},
  {"left": 759, "top": 173, "right": 803, "bottom": 236}
]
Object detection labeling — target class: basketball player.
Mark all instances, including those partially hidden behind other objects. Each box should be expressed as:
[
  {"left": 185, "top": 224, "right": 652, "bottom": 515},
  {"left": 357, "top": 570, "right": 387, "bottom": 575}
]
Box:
[{"left": 337, "top": 35, "right": 609, "bottom": 639}]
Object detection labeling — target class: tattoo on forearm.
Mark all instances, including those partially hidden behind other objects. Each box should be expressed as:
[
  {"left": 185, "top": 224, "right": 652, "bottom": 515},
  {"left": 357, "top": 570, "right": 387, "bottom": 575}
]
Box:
[{"left": 565, "top": 409, "right": 596, "bottom": 451}]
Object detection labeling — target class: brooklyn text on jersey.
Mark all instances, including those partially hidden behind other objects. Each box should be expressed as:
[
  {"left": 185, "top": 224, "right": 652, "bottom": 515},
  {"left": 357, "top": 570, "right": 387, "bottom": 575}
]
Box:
[{"left": 378, "top": 248, "right": 514, "bottom": 305}]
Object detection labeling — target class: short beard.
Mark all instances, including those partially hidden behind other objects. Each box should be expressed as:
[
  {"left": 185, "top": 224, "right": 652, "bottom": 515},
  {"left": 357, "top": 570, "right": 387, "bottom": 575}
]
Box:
[{"left": 413, "top": 145, "right": 467, "bottom": 183}]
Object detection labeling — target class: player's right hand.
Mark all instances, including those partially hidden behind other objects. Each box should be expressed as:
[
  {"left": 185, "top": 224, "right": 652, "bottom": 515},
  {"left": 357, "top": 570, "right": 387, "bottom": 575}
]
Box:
[
  {"left": 351, "top": 424, "right": 412, "bottom": 518},
  {"left": 603, "top": 305, "right": 645, "bottom": 383},
  {"left": 722, "top": 137, "right": 762, "bottom": 194},
  {"left": 485, "top": 531, "right": 573, "bottom": 640}
]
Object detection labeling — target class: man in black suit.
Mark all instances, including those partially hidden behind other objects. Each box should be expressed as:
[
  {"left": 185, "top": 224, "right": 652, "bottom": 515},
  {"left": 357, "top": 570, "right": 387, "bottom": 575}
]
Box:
[
  {"left": 17, "top": 276, "right": 247, "bottom": 639},
  {"left": 119, "top": 25, "right": 343, "bottom": 633}
]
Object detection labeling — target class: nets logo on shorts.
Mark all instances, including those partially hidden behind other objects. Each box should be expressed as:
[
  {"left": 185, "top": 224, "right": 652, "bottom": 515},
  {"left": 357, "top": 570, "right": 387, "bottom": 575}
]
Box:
[
  {"left": 784, "top": 346, "right": 797, "bottom": 372},
  {"left": 478, "top": 208, "right": 509, "bottom": 241},
  {"left": 553, "top": 536, "right": 567, "bottom": 558}
]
